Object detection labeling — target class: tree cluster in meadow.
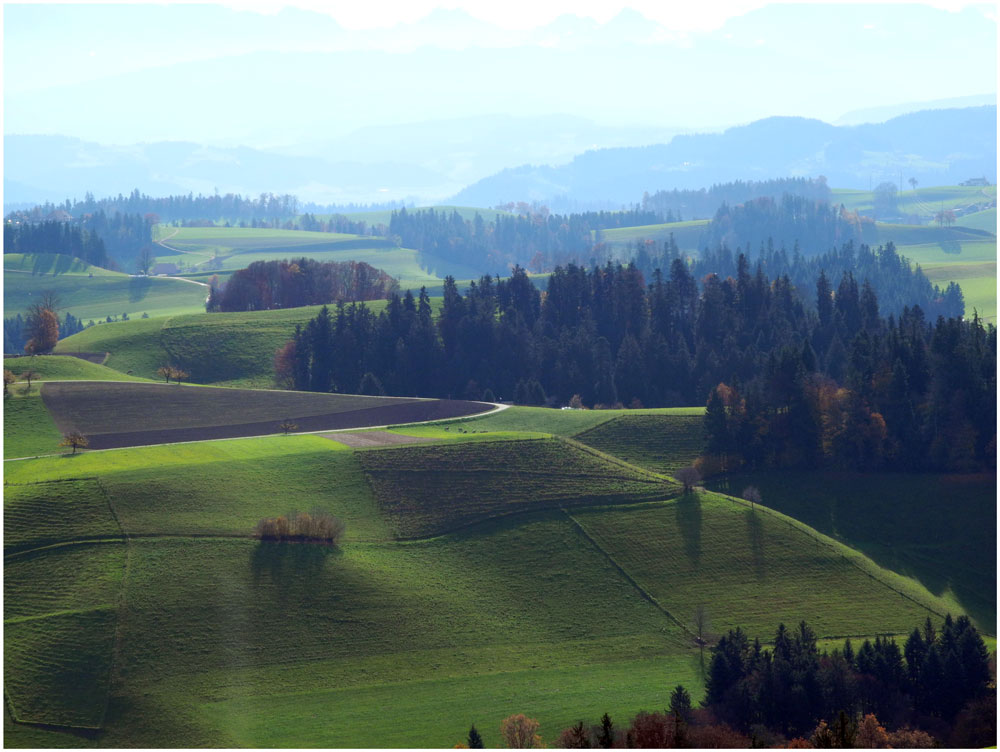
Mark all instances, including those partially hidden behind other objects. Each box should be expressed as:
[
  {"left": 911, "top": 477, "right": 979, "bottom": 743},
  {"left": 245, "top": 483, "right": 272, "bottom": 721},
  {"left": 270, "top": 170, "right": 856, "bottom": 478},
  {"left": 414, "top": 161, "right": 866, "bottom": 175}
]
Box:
[
  {"left": 206, "top": 258, "right": 399, "bottom": 312},
  {"left": 700, "top": 195, "right": 875, "bottom": 255},
  {"left": 254, "top": 510, "right": 345, "bottom": 544},
  {"left": 640, "top": 177, "right": 832, "bottom": 221},
  {"left": 3, "top": 219, "right": 114, "bottom": 269},
  {"left": 278, "top": 258, "right": 994, "bottom": 472}
]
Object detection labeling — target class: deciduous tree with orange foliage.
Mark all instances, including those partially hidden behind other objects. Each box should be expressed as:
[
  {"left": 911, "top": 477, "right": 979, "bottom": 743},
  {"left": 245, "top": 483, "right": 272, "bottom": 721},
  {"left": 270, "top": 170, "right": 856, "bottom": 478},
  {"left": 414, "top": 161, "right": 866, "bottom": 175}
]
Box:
[{"left": 499, "top": 714, "right": 542, "bottom": 749}]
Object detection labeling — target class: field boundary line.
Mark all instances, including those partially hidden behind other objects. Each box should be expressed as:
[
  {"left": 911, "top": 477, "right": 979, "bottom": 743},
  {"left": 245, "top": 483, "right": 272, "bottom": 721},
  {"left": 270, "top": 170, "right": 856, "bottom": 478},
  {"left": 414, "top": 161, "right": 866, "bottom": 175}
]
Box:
[
  {"left": 562, "top": 507, "right": 697, "bottom": 641},
  {"left": 558, "top": 435, "right": 677, "bottom": 484}
]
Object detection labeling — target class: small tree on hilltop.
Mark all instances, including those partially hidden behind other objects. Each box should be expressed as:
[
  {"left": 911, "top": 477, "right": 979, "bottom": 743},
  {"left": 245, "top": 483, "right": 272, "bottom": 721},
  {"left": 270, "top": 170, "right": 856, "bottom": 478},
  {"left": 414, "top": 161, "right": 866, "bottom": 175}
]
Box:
[
  {"left": 467, "top": 725, "right": 484, "bottom": 749},
  {"left": 500, "top": 714, "right": 542, "bottom": 749},
  {"left": 675, "top": 465, "right": 701, "bottom": 494},
  {"left": 60, "top": 431, "right": 89, "bottom": 454},
  {"left": 743, "top": 485, "right": 762, "bottom": 512},
  {"left": 157, "top": 365, "right": 173, "bottom": 383}
]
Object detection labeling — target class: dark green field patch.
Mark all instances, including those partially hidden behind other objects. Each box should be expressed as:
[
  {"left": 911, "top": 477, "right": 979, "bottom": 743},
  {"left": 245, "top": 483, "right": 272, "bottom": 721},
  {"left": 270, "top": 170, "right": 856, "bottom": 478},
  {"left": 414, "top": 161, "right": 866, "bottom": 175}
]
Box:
[
  {"left": 574, "top": 414, "right": 706, "bottom": 474},
  {"left": 4, "top": 544, "right": 125, "bottom": 729},
  {"left": 4, "top": 479, "right": 121, "bottom": 552},
  {"left": 4, "top": 609, "right": 118, "bottom": 728},
  {"left": 571, "top": 493, "right": 954, "bottom": 640},
  {"left": 100, "top": 449, "right": 392, "bottom": 541},
  {"left": 707, "top": 471, "right": 997, "bottom": 633},
  {"left": 358, "top": 438, "right": 677, "bottom": 538}
]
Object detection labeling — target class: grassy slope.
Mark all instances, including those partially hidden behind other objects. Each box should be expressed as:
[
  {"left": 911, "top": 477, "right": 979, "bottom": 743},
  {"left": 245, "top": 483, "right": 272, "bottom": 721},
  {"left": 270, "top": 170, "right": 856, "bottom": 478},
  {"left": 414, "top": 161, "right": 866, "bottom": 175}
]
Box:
[
  {"left": 159, "top": 226, "right": 482, "bottom": 289},
  {"left": 833, "top": 185, "right": 997, "bottom": 217},
  {"left": 3, "top": 356, "right": 153, "bottom": 383},
  {"left": 3, "top": 389, "right": 64, "bottom": 458},
  {"left": 600, "top": 220, "right": 709, "bottom": 253},
  {"left": 574, "top": 414, "right": 707, "bottom": 475},
  {"left": 572, "top": 492, "right": 957, "bottom": 639},
  {"left": 3, "top": 253, "right": 207, "bottom": 321},
  {"left": 54, "top": 301, "right": 403, "bottom": 386},
  {"left": 706, "top": 470, "right": 997, "bottom": 633},
  {"left": 3, "top": 419, "right": 984, "bottom": 746},
  {"left": 956, "top": 207, "right": 997, "bottom": 234}
]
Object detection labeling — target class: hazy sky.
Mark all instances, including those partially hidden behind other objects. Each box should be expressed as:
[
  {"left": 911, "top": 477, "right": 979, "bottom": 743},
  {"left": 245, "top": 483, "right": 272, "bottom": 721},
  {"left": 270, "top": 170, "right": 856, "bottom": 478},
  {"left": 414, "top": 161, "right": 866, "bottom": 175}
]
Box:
[{"left": 3, "top": 1, "right": 996, "bottom": 145}]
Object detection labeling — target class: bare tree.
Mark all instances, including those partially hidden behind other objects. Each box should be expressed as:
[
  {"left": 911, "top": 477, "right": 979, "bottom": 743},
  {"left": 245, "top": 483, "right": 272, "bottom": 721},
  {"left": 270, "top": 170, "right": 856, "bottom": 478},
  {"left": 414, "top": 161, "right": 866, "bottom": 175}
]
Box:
[
  {"left": 279, "top": 419, "right": 298, "bottom": 435},
  {"left": 908, "top": 177, "right": 918, "bottom": 191},
  {"left": 675, "top": 466, "right": 701, "bottom": 494},
  {"left": 170, "top": 368, "right": 189, "bottom": 384},
  {"left": 60, "top": 431, "right": 89, "bottom": 454},
  {"left": 21, "top": 369, "right": 38, "bottom": 392},
  {"left": 743, "top": 485, "right": 762, "bottom": 512},
  {"left": 136, "top": 245, "right": 156, "bottom": 276}
]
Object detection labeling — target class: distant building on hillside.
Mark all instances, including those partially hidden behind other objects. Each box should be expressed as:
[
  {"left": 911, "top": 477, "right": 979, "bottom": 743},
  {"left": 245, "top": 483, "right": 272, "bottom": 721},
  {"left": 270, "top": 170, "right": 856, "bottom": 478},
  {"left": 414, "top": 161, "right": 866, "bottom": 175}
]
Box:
[{"left": 959, "top": 177, "right": 991, "bottom": 187}]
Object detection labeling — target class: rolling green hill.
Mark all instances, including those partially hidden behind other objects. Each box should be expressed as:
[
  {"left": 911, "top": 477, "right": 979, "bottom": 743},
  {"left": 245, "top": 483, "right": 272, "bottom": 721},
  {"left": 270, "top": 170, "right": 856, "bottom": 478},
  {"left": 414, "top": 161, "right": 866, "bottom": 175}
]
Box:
[
  {"left": 3, "top": 355, "right": 153, "bottom": 384},
  {"left": 4, "top": 419, "right": 964, "bottom": 747},
  {"left": 599, "top": 219, "right": 709, "bottom": 254},
  {"left": 156, "top": 226, "right": 482, "bottom": 289},
  {"left": 54, "top": 301, "right": 398, "bottom": 386},
  {"left": 833, "top": 184, "right": 997, "bottom": 219},
  {"left": 3, "top": 253, "right": 208, "bottom": 321},
  {"left": 573, "top": 414, "right": 707, "bottom": 475}
]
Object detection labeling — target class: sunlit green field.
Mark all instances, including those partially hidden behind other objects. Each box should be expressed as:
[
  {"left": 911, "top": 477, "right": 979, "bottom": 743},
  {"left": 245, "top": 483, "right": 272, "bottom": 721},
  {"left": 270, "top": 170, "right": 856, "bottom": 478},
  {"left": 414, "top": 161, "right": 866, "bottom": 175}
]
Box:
[
  {"left": 2, "top": 378, "right": 979, "bottom": 747},
  {"left": 3, "top": 253, "right": 207, "bottom": 321},
  {"left": 156, "top": 226, "right": 481, "bottom": 289}
]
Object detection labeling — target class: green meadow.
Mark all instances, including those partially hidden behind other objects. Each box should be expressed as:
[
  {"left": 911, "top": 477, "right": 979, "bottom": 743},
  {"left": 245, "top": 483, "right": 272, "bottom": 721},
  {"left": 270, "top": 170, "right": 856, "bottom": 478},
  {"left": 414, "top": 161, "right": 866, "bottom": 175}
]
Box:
[
  {"left": 833, "top": 184, "right": 997, "bottom": 218},
  {"left": 3, "top": 355, "right": 153, "bottom": 384},
  {"left": 157, "top": 226, "right": 482, "bottom": 289},
  {"left": 599, "top": 220, "right": 709, "bottom": 254},
  {"left": 4, "top": 379, "right": 979, "bottom": 747},
  {"left": 3, "top": 253, "right": 207, "bottom": 321}
]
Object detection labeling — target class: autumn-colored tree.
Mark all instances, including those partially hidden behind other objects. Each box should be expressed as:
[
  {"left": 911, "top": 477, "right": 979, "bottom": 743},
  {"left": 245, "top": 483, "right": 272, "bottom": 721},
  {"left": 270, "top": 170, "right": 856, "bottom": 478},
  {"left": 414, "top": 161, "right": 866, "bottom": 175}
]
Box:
[
  {"left": 171, "top": 367, "right": 189, "bottom": 384},
  {"left": 935, "top": 209, "right": 956, "bottom": 227},
  {"left": 274, "top": 340, "right": 297, "bottom": 388},
  {"left": 500, "top": 714, "right": 542, "bottom": 749},
  {"left": 886, "top": 727, "right": 935, "bottom": 748},
  {"left": 675, "top": 465, "right": 701, "bottom": 494},
  {"left": 784, "top": 737, "right": 812, "bottom": 748},
  {"left": 279, "top": 419, "right": 298, "bottom": 435},
  {"left": 4, "top": 369, "right": 15, "bottom": 396},
  {"left": 157, "top": 365, "right": 173, "bottom": 383},
  {"left": 25, "top": 307, "right": 59, "bottom": 354},
  {"left": 255, "top": 510, "right": 345, "bottom": 545},
  {"left": 687, "top": 722, "right": 750, "bottom": 748},
  {"left": 59, "top": 431, "right": 89, "bottom": 454},
  {"left": 855, "top": 714, "right": 890, "bottom": 748},
  {"left": 555, "top": 721, "right": 592, "bottom": 749},
  {"left": 627, "top": 711, "right": 675, "bottom": 748}
]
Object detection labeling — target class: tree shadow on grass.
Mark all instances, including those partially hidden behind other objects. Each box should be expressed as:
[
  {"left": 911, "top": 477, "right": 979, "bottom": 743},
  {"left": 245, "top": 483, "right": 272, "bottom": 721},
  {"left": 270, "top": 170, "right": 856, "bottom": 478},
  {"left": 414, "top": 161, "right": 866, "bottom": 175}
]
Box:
[
  {"left": 128, "top": 275, "right": 152, "bottom": 303},
  {"left": 249, "top": 541, "right": 340, "bottom": 596},
  {"left": 744, "top": 508, "right": 766, "bottom": 581},
  {"left": 675, "top": 492, "right": 702, "bottom": 566}
]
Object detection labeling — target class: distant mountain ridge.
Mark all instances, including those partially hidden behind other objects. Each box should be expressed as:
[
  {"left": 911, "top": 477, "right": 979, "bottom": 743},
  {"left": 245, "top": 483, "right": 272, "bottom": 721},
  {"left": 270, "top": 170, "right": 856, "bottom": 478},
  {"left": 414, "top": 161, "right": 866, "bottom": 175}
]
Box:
[{"left": 450, "top": 106, "right": 997, "bottom": 210}]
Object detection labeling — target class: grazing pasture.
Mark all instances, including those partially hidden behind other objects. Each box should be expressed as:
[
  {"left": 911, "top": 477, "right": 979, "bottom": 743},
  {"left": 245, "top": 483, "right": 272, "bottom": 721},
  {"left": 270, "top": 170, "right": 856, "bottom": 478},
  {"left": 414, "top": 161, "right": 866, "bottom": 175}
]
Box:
[
  {"left": 574, "top": 414, "right": 707, "bottom": 474},
  {"left": 3, "top": 390, "right": 64, "bottom": 458},
  {"left": 54, "top": 300, "right": 415, "bottom": 386},
  {"left": 3, "top": 413, "right": 982, "bottom": 747},
  {"left": 3, "top": 253, "right": 207, "bottom": 321},
  {"left": 571, "top": 492, "right": 957, "bottom": 639},
  {"left": 3, "top": 355, "right": 152, "bottom": 383},
  {"left": 158, "top": 226, "right": 482, "bottom": 289},
  {"left": 599, "top": 219, "right": 709, "bottom": 255},
  {"left": 832, "top": 185, "right": 997, "bottom": 219},
  {"left": 39, "top": 381, "right": 491, "bottom": 449},
  {"left": 707, "top": 470, "right": 997, "bottom": 633}
]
